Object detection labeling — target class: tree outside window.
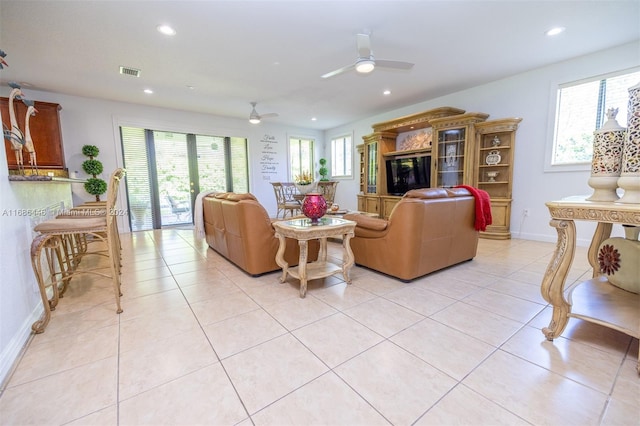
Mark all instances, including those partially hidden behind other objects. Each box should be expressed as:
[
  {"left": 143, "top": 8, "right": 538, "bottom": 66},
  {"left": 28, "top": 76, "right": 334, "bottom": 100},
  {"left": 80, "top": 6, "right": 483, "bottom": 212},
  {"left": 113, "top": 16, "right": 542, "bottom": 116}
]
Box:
[{"left": 552, "top": 69, "right": 640, "bottom": 166}]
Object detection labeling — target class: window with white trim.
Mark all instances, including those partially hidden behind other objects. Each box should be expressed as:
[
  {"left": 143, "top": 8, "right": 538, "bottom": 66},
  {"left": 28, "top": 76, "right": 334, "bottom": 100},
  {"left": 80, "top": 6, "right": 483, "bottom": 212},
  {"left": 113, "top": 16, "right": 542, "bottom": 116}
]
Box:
[
  {"left": 289, "top": 137, "right": 314, "bottom": 180},
  {"left": 552, "top": 69, "right": 640, "bottom": 166},
  {"left": 330, "top": 134, "right": 352, "bottom": 178}
]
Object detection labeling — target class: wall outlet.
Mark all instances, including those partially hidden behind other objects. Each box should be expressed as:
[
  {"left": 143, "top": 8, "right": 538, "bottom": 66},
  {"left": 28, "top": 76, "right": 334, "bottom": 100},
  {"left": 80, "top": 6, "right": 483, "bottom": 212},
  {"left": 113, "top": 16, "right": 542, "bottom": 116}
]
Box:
[{"left": 523, "top": 208, "right": 530, "bottom": 217}]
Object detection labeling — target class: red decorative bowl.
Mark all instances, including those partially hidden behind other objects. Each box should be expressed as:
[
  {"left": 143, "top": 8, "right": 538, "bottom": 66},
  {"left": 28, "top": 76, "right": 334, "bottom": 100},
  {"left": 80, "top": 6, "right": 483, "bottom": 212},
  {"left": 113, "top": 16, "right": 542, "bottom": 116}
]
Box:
[{"left": 301, "top": 193, "right": 327, "bottom": 224}]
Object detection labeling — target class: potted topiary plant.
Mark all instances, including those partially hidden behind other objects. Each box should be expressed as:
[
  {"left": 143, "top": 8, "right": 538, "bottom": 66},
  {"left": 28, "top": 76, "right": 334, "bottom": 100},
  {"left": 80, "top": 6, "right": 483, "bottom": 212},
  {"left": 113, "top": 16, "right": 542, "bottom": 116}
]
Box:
[
  {"left": 82, "top": 144, "right": 107, "bottom": 201},
  {"left": 318, "top": 158, "right": 329, "bottom": 181}
]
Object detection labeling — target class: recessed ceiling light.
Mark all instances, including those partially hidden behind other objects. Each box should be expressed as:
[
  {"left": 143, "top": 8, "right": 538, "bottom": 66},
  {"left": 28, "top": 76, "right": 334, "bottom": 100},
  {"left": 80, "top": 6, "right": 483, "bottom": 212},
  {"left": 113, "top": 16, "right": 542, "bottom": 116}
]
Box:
[
  {"left": 311, "top": 117, "right": 317, "bottom": 121},
  {"left": 143, "top": 89, "right": 153, "bottom": 94},
  {"left": 383, "top": 90, "right": 391, "bottom": 95},
  {"left": 157, "top": 24, "right": 176, "bottom": 36},
  {"left": 545, "top": 27, "right": 565, "bottom": 36},
  {"left": 186, "top": 85, "right": 195, "bottom": 90}
]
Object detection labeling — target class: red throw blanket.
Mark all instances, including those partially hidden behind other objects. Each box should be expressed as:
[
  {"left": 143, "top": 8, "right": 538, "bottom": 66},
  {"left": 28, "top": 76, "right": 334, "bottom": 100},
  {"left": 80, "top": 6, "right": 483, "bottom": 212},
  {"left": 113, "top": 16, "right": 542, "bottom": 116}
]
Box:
[{"left": 454, "top": 185, "right": 492, "bottom": 231}]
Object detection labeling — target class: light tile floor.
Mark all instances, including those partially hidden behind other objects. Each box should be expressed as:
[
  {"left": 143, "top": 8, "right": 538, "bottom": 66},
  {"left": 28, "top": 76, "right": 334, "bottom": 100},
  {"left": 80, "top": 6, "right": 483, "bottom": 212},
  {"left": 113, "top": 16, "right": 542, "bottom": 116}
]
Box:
[{"left": 1, "top": 229, "right": 638, "bottom": 425}]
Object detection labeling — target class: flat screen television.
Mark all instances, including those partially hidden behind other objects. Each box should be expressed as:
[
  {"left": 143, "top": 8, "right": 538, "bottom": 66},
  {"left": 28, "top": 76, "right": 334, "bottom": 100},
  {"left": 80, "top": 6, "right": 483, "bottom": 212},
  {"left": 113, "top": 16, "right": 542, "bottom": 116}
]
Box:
[{"left": 386, "top": 155, "right": 431, "bottom": 195}]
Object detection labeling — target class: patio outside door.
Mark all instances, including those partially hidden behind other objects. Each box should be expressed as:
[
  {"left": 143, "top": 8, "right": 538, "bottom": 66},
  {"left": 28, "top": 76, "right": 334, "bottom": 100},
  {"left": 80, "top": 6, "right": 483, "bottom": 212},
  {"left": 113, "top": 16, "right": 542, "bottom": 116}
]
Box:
[
  {"left": 153, "top": 132, "right": 193, "bottom": 228},
  {"left": 122, "top": 127, "right": 246, "bottom": 231}
]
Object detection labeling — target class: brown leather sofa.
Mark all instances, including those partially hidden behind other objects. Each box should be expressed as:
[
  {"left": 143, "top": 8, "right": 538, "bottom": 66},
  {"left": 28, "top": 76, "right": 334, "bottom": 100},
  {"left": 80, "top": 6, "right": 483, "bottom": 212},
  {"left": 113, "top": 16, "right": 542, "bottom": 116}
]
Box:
[
  {"left": 343, "top": 187, "right": 479, "bottom": 281},
  {"left": 202, "top": 192, "right": 318, "bottom": 276}
]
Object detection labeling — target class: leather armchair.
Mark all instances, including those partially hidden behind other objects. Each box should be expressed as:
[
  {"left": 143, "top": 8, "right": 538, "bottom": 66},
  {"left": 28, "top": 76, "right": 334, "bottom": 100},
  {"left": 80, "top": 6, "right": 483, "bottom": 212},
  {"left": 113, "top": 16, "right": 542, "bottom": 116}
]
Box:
[{"left": 344, "top": 187, "right": 478, "bottom": 281}]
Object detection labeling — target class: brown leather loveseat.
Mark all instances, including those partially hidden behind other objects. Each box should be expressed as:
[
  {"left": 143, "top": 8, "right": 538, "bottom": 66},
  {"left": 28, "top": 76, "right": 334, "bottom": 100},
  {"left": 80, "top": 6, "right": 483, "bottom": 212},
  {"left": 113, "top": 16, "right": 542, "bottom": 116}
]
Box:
[
  {"left": 343, "top": 187, "right": 479, "bottom": 281},
  {"left": 202, "top": 192, "right": 318, "bottom": 276}
]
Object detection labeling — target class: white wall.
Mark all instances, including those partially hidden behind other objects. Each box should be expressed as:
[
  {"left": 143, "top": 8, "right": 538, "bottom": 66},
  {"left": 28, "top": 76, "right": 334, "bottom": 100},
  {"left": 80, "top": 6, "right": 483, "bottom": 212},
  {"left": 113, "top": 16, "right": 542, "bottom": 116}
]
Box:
[
  {"left": 0, "top": 110, "right": 45, "bottom": 385},
  {"left": 1, "top": 41, "right": 638, "bottom": 386},
  {"left": 0, "top": 89, "right": 326, "bottom": 230},
  {"left": 326, "top": 41, "right": 639, "bottom": 244}
]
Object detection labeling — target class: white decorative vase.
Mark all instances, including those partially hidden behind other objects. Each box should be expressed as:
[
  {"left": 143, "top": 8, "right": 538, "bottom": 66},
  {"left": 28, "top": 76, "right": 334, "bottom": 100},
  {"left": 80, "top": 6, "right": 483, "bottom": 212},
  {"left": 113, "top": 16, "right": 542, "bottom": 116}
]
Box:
[
  {"left": 295, "top": 181, "right": 317, "bottom": 195},
  {"left": 597, "top": 225, "right": 640, "bottom": 294},
  {"left": 586, "top": 107, "right": 625, "bottom": 202},
  {"left": 617, "top": 81, "right": 640, "bottom": 204}
]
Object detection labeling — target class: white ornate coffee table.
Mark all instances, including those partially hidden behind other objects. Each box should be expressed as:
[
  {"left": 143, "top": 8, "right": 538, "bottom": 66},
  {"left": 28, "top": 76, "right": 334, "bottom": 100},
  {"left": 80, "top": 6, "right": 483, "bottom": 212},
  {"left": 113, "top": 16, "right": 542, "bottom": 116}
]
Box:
[{"left": 273, "top": 217, "right": 356, "bottom": 298}]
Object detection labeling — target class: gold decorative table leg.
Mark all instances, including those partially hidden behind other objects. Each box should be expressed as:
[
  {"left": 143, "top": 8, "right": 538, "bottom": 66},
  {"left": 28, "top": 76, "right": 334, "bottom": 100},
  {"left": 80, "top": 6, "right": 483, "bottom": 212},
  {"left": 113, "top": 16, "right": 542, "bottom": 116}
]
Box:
[
  {"left": 588, "top": 222, "right": 612, "bottom": 278},
  {"left": 541, "top": 219, "right": 576, "bottom": 340},
  {"left": 298, "top": 240, "right": 309, "bottom": 298},
  {"left": 318, "top": 237, "right": 328, "bottom": 262},
  {"left": 342, "top": 231, "right": 355, "bottom": 284},
  {"left": 274, "top": 231, "right": 288, "bottom": 283}
]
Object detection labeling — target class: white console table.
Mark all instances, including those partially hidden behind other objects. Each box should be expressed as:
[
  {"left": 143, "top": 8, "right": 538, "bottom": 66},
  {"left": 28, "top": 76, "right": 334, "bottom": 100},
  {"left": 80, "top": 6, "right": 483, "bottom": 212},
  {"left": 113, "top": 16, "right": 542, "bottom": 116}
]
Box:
[{"left": 541, "top": 196, "right": 639, "bottom": 373}]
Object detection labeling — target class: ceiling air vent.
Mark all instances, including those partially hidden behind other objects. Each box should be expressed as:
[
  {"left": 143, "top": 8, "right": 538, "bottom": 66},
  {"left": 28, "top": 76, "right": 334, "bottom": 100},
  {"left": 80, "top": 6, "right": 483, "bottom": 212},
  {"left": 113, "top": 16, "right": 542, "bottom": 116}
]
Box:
[{"left": 119, "top": 66, "right": 141, "bottom": 77}]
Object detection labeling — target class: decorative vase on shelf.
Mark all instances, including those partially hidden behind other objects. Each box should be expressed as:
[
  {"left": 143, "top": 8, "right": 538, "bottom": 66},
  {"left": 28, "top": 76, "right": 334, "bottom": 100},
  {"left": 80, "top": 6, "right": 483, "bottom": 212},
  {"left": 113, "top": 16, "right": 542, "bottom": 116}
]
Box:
[
  {"left": 485, "top": 150, "right": 501, "bottom": 165},
  {"left": 617, "top": 81, "right": 640, "bottom": 203},
  {"left": 302, "top": 193, "right": 327, "bottom": 224},
  {"left": 597, "top": 225, "right": 640, "bottom": 294},
  {"left": 586, "top": 107, "right": 625, "bottom": 202}
]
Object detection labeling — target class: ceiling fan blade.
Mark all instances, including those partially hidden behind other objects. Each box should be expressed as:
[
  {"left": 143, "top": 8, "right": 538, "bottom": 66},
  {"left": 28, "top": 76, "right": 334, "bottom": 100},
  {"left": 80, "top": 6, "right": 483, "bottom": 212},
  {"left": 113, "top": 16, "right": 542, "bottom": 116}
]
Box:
[
  {"left": 375, "top": 59, "right": 414, "bottom": 70},
  {"left": 321, "top": 64, "right": 355, "bottom": 79},
  {"left": 260, "top": 112, "right": 279, "bottom": 119},
  {"left": 356, "top": 33, "right": 372, "bottom": 58}
]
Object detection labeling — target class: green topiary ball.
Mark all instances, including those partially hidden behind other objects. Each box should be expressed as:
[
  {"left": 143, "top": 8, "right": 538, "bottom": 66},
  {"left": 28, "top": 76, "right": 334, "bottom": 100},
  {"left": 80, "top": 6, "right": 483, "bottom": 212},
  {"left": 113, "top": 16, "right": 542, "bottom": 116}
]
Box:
[
  {"left": 82, "top": 145, "right": 100, "bottom": 157},
  {"left": 84, "top": 177, "right": 107, "bottom": 197},
  {"left": 319, "top": 166, "right": 329, "bottom": 180},
  {"left": 82, "top": 159, "right": 103, "bottom": 175}
]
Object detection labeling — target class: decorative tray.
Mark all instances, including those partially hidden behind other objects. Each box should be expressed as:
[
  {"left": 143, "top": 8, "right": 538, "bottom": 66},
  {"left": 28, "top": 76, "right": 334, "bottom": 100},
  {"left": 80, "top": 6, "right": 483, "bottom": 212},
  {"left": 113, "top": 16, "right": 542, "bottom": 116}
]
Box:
[{"left": 327, "top": 210, "right": 348, "bottom": 215}]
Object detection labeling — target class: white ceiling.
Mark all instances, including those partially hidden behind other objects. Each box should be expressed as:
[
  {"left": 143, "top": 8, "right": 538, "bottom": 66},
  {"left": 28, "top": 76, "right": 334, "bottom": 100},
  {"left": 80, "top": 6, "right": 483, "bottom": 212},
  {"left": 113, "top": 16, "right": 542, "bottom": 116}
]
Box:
[{"left": 1, "top": 1, "right": 638, "bottom": 130}]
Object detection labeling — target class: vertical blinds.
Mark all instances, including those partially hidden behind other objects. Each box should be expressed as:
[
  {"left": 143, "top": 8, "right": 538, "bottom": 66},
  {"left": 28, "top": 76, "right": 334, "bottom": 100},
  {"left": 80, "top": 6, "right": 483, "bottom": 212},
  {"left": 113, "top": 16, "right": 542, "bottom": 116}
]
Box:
[
  {"left": 120, "top": 126, "right": 154, "bottom": 230},
  {"left": 120, "top": 126, "right": 248, "bottom": 231}
]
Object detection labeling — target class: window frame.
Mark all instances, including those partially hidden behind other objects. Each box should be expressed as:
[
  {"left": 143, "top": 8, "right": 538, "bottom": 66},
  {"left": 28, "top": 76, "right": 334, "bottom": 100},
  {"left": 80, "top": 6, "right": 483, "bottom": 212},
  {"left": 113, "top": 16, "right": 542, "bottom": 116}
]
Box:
[
  {"left": 288, "top": 135, "right": 315, "bottom": 181},
  {"left": 544, "top": 67, "right": 640, "bottom": 172},
  {"left": 329, "top": 133, "right": 353, "bottom": 179}
]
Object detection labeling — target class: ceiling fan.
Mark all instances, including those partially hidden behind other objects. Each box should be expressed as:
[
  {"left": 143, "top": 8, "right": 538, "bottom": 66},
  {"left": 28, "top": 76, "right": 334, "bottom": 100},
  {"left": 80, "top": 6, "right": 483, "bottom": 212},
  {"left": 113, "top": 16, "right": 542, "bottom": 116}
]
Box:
[
  {"left": 321, "top": 33, "right": 414, "bottom": 79},
  {"left": 249, "top": 102, "right": 278, "bottom": 124}
]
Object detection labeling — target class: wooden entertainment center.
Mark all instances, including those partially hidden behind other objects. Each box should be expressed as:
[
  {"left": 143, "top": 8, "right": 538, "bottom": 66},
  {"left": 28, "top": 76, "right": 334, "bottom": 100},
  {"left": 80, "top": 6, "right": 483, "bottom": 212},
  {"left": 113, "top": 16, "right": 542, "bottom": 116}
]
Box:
[{"left": 357, "top": 106, "right": 522, "bottom": 239}]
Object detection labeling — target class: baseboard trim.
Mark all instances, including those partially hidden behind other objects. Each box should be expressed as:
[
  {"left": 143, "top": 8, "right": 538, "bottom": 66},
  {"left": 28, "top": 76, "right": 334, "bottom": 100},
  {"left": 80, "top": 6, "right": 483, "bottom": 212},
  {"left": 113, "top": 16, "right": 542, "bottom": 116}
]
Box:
[
  {"left": 513, "top": 232, "right": 593, "bottom": 247},
  {"left": 0, "top": 305, "right": 43, "bottom": 390}
]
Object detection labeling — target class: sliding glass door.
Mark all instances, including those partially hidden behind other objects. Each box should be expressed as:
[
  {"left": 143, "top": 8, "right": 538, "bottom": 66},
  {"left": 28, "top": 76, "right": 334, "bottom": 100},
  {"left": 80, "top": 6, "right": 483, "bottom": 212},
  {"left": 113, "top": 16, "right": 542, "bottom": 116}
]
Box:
[
  {"left": 154, "top": 131, "right": 191, "bottom": 228},
  {"left": 121, "top": 127, "right": 248, "bottom": 231}
]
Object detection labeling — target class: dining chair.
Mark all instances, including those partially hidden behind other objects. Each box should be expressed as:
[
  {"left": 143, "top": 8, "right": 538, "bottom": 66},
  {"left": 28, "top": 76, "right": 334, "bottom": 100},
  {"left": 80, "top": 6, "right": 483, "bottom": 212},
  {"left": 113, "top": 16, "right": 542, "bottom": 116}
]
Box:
[
  {"left": 271, "top": 182, "right": 301, "bottom": 218},
  {"left": 316, "top": 181, "right": 339, "bottom": 208}
]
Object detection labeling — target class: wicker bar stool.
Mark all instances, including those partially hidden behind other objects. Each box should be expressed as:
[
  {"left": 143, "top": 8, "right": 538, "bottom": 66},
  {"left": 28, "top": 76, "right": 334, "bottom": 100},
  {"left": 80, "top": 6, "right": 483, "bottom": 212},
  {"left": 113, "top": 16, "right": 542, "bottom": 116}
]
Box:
[
  {"left": 30, "top": 168, "right": 125, "bottom": 333},
  {"left": 54, "top": 196, "right": 121, "bottom": 278}
]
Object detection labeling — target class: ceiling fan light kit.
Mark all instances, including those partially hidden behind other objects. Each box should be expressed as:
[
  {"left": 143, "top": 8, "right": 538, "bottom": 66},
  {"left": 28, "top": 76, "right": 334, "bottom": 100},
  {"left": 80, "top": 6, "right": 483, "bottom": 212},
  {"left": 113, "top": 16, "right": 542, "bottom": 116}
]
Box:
[
  {"left": 355, "top": 58, "right": 375, "bottom": 73},
  {"left": 321, "top": 33, "right": 414, "bottom": 79},
  {"left": 249, "top": 101, "right": 278, "bottom": 124}
]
